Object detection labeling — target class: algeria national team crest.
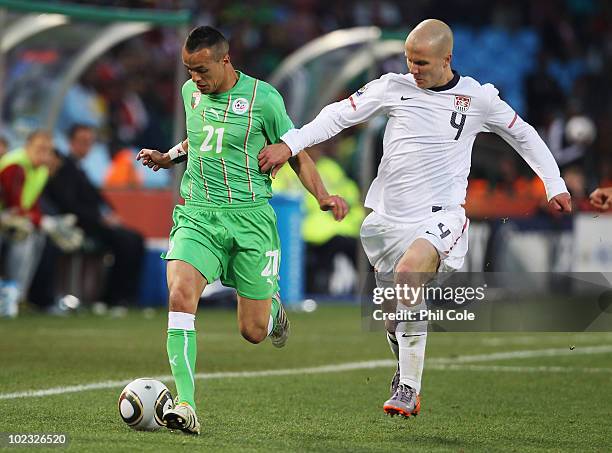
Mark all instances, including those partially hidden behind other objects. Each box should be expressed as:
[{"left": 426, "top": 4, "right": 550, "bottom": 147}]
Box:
[
  {"left": 232, "top": 97, "right": 249, "bottom": 114},
  {"left": 454, "top": 95, "right": 471, "bottom": 113},
  {"left": 191, "top": 91, "right": 201, "bottom": 109}
]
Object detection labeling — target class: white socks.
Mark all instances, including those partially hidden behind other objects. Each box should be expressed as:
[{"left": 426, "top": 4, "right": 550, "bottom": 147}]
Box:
[
  {"left": 168, "top": 311, "right": 196, "bottom": 331},
  {"left": 395, "top": 302, "right": 427, "bottom": 393}
]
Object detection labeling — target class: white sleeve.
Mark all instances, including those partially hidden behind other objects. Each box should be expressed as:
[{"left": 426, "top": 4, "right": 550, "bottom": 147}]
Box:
[
  {"left": 482, "top": 84, "right": 568, "bottom": 201},
  {"left": 281, "top": 76, "right": 391, "bottom": 155}
]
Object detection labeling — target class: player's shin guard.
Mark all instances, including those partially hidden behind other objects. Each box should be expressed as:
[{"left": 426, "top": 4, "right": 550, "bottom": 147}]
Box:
[
  {"left": 395, "top": 302, "right": 427, "bottom": 394},
  {"left": 167, "top": 312, "right": 197, "bottom": 409}
]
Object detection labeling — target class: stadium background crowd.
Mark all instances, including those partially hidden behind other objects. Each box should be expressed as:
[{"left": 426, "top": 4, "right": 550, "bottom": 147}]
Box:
[{"left": 0, "top": 0, "right": 610, "bottom": 314}]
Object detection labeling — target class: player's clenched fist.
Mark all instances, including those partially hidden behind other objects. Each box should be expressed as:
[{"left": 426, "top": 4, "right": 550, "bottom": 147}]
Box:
[
  {"left": 137, "top": 148, "right": 173, "bottom": 172},
  {"left": 589, "top": 187, "right": 612, "bottom": 211},
  {"left": 548, "top": 192, "right": 572, "bottom": 213}
]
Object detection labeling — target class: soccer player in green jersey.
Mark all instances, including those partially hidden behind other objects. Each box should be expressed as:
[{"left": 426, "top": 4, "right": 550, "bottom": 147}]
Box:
[{"left": 137, "top": 26, "right": 348, "bottom": 435}]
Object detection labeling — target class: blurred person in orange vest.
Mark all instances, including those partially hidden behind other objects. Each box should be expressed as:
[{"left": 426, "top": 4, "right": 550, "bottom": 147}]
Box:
[{"left": 104, "top": 145, "right": 143, "bottom": 189}]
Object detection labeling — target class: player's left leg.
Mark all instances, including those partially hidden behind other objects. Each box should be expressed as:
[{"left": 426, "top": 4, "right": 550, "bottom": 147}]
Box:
[
  {"left": 383, "top": 238, "right": 439, "bottom": 418},
  {"left": 224, "top": 203, "right": 289, "bottom": 347},
  {"left": 236, "top": 293, "right": 289, "bottom": 347}
]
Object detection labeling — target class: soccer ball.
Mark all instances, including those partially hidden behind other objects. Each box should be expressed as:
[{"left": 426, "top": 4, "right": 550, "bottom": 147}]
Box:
[{"left": 118, "top": 378, "right": 173, "bottom": 431}]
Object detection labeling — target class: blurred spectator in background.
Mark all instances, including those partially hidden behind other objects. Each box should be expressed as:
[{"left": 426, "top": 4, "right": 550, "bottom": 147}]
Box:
[
  {"left": 0, "top": 131, "right": 50, "bottom": 215},
  {"left": 0, "top": 136, "right": 9, "bottom": 158},
  {"left": 273, "top": 142, "right": 365, "bottom": 294},
  {"left": 0, "top": 130, "right": 82, "bottom": 315},
  {"left": 43, "top": 124, "right": 145, "bottom": 312},
  {"left": 58, "top": 67, "right": 107, "bottom": 134},
  {"left": 0, "top": 131, "right": 52, "bottom": 313}
]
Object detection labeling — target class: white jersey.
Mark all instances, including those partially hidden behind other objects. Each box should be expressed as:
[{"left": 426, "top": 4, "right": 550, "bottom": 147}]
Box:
[{"left": 281, "top": 71, "right": 568, "bottom": 223}]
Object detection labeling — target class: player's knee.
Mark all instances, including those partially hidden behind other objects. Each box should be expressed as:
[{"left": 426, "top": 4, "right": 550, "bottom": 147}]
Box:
[
  {"left": 395, "top": 254, "right": 437, "bottom": 286},
  {"left": 394, "top": 256, "right": 421, "bottom": 282},
  {"left": 239, "top": 322, "right": 267, "bottom": 344},
  {"left": 168, "top": 284, "right": 197, "bottom": 313}
]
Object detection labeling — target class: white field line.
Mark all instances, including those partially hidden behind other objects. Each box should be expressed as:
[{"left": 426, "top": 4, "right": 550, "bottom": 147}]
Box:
[{"left": 1, "top": 346, "right": 612, "bottom": 401}]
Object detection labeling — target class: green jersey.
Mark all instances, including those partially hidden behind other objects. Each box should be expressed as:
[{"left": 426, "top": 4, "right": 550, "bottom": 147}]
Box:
[{"left": 180, "top": 71, "right": 294, "bottom": 206}]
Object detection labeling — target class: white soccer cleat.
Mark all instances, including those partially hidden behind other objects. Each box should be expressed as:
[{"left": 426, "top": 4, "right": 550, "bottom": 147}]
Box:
[
  {"left": 163, "top": 402, "right": 200, "bottom": 435},
  {"left": 270, "top": 299, "right": 290, "bottom": 348},
  {"left": 383, "top": 383, "right": 421, "bottom": 418}
]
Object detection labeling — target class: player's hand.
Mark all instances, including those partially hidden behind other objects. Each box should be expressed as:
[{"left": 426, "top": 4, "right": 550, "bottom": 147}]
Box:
[
  {"left": 318, "top": 195, "right": 349, "bottom": 221},
  {"left": 258, "top": 143, "right": 292, "bottom": 178},
  {"left": 589, "top": 187, "right": 612, "bottom": 211},
  {"left": 136, "top": 148, "right": 173, "bottom": 171},
  {"left": 0, "top": 210, "right": 34, "bottom": 241},
  {"left": 548, "top": 192, "right": 572, "bottom": 213}
]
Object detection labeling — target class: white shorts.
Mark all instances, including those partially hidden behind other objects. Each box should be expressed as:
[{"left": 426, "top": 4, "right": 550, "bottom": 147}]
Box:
[{"left": 360, "top": 208, "right": 469, "bottom": 275}]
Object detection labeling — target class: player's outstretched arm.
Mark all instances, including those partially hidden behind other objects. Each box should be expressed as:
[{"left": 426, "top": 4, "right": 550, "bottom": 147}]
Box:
[
  {"left": 137, "top": 139, "right": 188, "bottom": 172},
  {"left": 589, "top": 187, "right": 612, "bottom": 210},
  {"left": 288, "top": 151, "right": 348, "bottom": 221},
  {"left": 259, "top": 77, "right": 389, "bottom": 178}
]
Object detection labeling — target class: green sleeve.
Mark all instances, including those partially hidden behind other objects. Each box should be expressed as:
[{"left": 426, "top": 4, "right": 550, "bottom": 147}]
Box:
[{"left": 261, "top": 87, "right": 294, "bottom": 144}]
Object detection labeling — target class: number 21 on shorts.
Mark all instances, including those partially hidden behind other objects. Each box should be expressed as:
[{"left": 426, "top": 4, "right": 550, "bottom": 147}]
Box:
[{"left": 261, "top": 250, "right": 279, "bottom": 277}]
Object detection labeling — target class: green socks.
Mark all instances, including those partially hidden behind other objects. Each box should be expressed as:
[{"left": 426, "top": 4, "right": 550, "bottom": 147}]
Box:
[{"left": 167, "top": 312, "right": 197, "bottom": 409}]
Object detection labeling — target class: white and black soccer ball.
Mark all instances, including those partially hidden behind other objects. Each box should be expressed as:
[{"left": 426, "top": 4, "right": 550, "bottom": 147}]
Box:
[{"left": 118, "top": 378, "right": 173, "bottom": 431}]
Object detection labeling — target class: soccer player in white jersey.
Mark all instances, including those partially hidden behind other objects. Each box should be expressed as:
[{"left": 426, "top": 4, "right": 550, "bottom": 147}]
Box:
[{"left": 259, "top": 19, "right": 572, "bottom": 417}]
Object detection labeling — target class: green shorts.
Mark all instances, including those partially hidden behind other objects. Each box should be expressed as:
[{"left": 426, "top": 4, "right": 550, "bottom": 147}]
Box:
[{"left": 162, "top": 200, "right": 280, "bottom": 300}]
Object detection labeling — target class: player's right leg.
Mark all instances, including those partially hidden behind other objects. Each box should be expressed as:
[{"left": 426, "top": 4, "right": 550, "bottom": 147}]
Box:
[
  {"left": 378, "top": 272, "right": 400, "bottom": 396},
  {"left": 162, "top": 259, "right": 207, "bottom": 435},
  {"left": 160, "top": 204, "right": 226, "bottom": 434},
  {"left": 360, "top": 214, "right": 403, "bottom": 397}
]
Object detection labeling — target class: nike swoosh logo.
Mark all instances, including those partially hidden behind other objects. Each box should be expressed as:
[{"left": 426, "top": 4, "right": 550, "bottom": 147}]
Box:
[
  {"left": 425, "top": 231, "right": 436, "bottom": 236},
  {"left": 400, "top": 96, "right": 413, "bottom": 100}
]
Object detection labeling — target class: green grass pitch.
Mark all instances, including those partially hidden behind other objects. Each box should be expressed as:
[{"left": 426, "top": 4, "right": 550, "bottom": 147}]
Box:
[{"left": 1, "top": 305, "right": 611, "bottom": 452}]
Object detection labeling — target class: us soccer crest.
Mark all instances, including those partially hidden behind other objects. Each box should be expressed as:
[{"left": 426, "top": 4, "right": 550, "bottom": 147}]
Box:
[
  {"left": 191, "top": 91, "right": 201, "bottom": 109},
  {"left": 454, "top": 95, "right": 471, "bottom": 113},
  {"left": 355, "top": 84, "right": 368, "bottom": 97}
]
